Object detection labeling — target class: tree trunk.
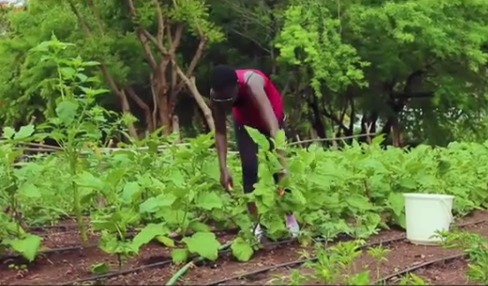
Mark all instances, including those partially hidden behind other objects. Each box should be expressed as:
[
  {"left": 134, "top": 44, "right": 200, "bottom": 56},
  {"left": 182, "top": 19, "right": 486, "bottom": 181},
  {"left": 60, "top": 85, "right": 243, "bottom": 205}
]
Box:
[
  {"left": 117, "top": 90, "right": 139, "bottom": 139},
  {"left": 157, "top": 84, "right": 172, "bottom": 135},
  {"left": 67, "top": 0, "right": 139, "bottom": 140},
  {"left": 126, "top": 86, "right": 154, "bottom": 132}
]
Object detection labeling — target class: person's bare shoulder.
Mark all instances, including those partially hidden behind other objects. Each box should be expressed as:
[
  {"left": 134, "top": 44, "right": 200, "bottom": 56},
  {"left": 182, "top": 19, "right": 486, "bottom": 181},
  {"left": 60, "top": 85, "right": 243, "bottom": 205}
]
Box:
[{"left": 244, "top": 71, "right": 265, "bottom": 89}]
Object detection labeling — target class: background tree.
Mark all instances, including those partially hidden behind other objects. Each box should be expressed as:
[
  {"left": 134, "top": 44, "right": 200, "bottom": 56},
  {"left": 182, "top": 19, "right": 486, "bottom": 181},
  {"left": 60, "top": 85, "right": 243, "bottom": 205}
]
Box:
[{"left": 1, "top": 0, "right": 488, "bottom": 146}]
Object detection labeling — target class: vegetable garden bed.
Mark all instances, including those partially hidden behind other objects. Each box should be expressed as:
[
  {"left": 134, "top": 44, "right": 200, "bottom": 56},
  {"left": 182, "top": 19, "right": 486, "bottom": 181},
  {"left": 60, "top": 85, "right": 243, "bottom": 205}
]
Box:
[
  {"left": 1, "top": 210, "right": 488, "bottom": 285},
  {"left": 3, "top": 37, "right": 488, "bottom": 286}
]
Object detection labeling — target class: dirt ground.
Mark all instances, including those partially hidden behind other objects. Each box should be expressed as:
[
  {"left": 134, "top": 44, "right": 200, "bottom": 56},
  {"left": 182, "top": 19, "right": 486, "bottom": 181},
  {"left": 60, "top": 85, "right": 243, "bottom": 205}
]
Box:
[{"left": 1, "top": 211, "right": 487, "bottom": 285}]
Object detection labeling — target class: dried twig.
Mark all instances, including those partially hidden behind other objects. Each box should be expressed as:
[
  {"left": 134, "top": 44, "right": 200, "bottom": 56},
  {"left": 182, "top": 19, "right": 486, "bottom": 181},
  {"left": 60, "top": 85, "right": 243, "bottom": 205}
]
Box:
[
  {"left": 8, "top": 132, "right": 380, "bottom": 156},
  {"left": 288, "top": 132, "right": 379, "bottom": 146}
]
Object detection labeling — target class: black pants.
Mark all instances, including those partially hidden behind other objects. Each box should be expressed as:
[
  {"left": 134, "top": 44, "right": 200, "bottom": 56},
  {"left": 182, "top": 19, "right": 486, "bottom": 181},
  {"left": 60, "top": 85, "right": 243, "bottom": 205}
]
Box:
[{"left": 234, "top": 118, "right": 284, "bottom": 194}]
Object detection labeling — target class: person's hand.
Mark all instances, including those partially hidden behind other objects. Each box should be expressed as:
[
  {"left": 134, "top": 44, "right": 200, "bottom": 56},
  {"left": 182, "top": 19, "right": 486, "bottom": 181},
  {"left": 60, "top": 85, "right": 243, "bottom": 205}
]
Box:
[
  {"left": 276, "top": 169, "right": 288, "bottom": 196},
  {"left": 220, "top": 167, "right": 234, "bottom": 192}
]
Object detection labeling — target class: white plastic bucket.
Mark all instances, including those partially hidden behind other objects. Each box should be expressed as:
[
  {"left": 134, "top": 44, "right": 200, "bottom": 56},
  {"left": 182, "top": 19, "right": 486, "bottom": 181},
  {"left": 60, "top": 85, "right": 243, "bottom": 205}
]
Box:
[{"left": 403, "top": 193, "right": 455, "bottom": 245}]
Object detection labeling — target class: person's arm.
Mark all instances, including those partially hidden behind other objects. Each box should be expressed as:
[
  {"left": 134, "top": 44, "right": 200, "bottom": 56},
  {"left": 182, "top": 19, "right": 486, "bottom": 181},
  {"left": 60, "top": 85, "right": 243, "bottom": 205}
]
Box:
[
  {"left": 246, "top": 73, "right": 280, "bottom": 138},
  {"left": 246, "top": 72, "right": 287, "bottom": 171},
  {"left": 211, "top": 90, "right": 228, "bottom": 173}
]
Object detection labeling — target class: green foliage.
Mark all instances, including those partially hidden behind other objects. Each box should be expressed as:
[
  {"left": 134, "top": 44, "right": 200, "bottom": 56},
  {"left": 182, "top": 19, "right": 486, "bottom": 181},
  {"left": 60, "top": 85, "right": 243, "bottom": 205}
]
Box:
[
  {"left": 276, "top": 1, "right": 369, "bottom": 94},
  {"left": 4, "top": 122, "right": 488, "bottom": 263},
  {"left": 4, "top": 0, "right": 488, "bottom": 271},
  {"left": 0, "top": 123, "right": 43, "bottom": 261},
  {"left": 438, "top": 230, "right": 488, "bottom": 284},
  {"left": 0, "top": 0, "right": 223, "bottom": 136},
  {"left": 278, "top": 239, "right": 428, "bottom": 285},
  {"left": 275, "top": 0, "right": 488, "bottom": 143},
  {"left": 2, "top": 0, "right": 488, "bottom": 144}
]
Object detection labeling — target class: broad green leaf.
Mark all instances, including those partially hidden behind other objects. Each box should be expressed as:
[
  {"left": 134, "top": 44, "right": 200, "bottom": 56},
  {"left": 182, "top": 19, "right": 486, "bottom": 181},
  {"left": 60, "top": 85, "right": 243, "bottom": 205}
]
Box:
[
  {"left": 244, "top": 126, "right": 270, "bottom": 151},
  {"left": 399, "top": 177, "right": 416, "bottom": 189},
  {"left": 171, "top": 248, "right": 189, "bottom": 264},
  {"left": 75, "top": 171, "right": 104, "bottom": 190},
  {"left": 79, "top": 87, "right": 109, "bottom": 97},
  {"left": 30, "top": 41, "right": 51, "bottom": 52},
  {"left": 139, "top": 198, "right": 161, "bottom": 213},
  {"left": 56, "top": 100, "right": 79, "bottom": 125},
  {"left": 188, "top": 221, "right": 211, "bottom": 232},
  {"left": 231, "top": 237, "right": 254, "bottom": 262},
  {"left": 139, "top": 194, "right": 177, "bottom": 213},
  {"left": 76, "top": 73, "right": 88, "bottom": 82},
  {"left": 2, "top": 127, "right": 15, "bottom": 139},
  {"left": 14, "top": 125, "right": 35, "bottom": 140},
  {"left": 123, "top": 181, "right": 141, "bottom": 202},
  {"left": 79, "top": 188, "right": 96, "bottom": 205},
  {"left": 291, "top": 189, "right": 307, "bottom": 205},
  {"left": 345, "top": 194, "right": 374, "bottom": 211},
  {"left": 388, "top": 193, "right": 405, "bottom": 216},
  {"left": 196, "top": 192, "right": 223, "bottom": 210},
  {"left": 132, "top": 223, "right": 169, "bottom": 251},
  {"left": 4, "top": 234, "right": 42, "bottom": 262},
  {"left": 168, "top": 169, "right": 186, "bottom": 188},
  {"left": 60, "top": 67, "right": 76, "bottom": 79},
  {"left": 90, "top": 262, "right": 110, "bottom": 275},
  {"left": 182, "top": 232, "right": 221, "bottom": 261},
  {"left": 156, "top": 236, "right": 175, "bottom": 247},
  {"left": 371, "top": 134, "right": 386, "bottom": 146},
  {"left": 393, "top": 212, "right": 407, "bottom": 229},
  {"left": 19, "top": 183, "right": 41, "bottom": 198}
]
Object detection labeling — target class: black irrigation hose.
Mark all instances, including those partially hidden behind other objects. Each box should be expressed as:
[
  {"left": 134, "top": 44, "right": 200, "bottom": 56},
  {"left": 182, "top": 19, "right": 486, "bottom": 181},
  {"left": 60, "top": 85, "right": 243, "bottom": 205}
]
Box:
[
  {"left": 4, "top": 217, "right": 480, "bottom": 284},
  {"left": 11, "top": 218, "right": 480, "bottom": 263},
  {"left": 60, "top": 218, "right": 488, "bottom": 285},
  {"left": 204, "top": 236, "right": 406, "bottom": 286},
  {"left": 28, "top": 224, "right": 81, "bottom": 231},
  {"left": 1, "top": 243, "right": 100, "bottom": 261},
  {"left": 375, "top": 253, "right": 467, "bottom": 284},
  {"left": 61, "top": 233, "right": 355, "bottom": 285},
  {"left": 60, "top": 236, "right": 304, "bottom": 285},
  {"left": 61, "top": 258, "right": 173, "bottom": 286},
  {"left": 1, "top": 227, "right": 240, "bottom": 262},
  {"left": 61, "top": 232, "right": 357, "bottom": 285},
  {"left": 36, "top": 230, "right": 82, "bottom": 237},
  {"left": 31, "top": 216, "right": 479, "bottom": 233},
  {"left": 455, "top": 218, "right": 488, "bottom": 228},
  {"left": 203, "top": 218, "right": 488, "bottom": 286}
]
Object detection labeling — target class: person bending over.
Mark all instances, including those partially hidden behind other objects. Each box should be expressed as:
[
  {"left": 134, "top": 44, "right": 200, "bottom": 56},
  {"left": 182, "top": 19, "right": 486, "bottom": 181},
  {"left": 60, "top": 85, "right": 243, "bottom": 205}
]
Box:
[{"left": 209, "top": 65, "right": 300, "bottom": 240}]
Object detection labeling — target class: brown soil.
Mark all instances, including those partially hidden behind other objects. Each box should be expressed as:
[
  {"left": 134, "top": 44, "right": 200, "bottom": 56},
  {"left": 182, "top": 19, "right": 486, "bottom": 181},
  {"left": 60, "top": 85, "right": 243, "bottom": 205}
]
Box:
[
  {"left": 411, "top": 258, "right": 473, "bottom": 285},
  {"left": 0, "top": 210, "right": 487, "bottom": 285}
]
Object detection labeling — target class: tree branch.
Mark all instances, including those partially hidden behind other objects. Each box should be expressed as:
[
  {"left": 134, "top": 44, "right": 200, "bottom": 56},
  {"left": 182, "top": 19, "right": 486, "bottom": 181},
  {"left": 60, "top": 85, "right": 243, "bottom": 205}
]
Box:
[
  {"left": 142, "top": 29, "right": 170, "bottom": 56},
  {"left": 67, "top": 0, "right": 120, "bottom": 94},
  {"left": 172, "top": 36, "right": 207, "bottom": 96},
  {"left": 169, "top": 24, "right": 184, "bottom": 54},
  {"left": 126, "top": 86, "right": 154, "bottom": 131},
  {"left": 67, "top": 0, "right": 138, "bottom": 139},
  {"left": 126, "top": 0, "right": 158, "bottom": 70},
  {"left": 153, "top": 0, "right": 165, "bottom": 44},
  {"left": 85, "top": 0, "right": 104, "bottom": 35},
  {"left": 174, "top": 64, "right": 215, "bottom": 131}
]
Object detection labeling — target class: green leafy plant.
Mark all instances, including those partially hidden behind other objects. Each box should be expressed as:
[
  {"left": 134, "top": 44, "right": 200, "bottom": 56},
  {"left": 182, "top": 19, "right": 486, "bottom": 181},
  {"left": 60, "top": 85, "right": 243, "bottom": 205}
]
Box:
[
  {"left": 398, "top": 273, "right": 429, "bottom": 285},
  {"left": 275, "top": 240, "right": 372, "bottom": 284},
  {"left": 0, "top": 124, "right": 43, "bottom": 261},
  {"left": 437, "top": 230, "right": 488, "bottom": 284},
  {"left": 29, "top": 34, "right": 131, "bottom": 244}
]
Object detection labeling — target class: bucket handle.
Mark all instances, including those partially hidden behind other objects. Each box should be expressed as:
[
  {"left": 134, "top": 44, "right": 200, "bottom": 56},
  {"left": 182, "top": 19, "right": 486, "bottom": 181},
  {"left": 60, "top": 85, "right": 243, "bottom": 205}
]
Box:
[{"left": 441, "top": 198, "right": 454, "bottom": 224}]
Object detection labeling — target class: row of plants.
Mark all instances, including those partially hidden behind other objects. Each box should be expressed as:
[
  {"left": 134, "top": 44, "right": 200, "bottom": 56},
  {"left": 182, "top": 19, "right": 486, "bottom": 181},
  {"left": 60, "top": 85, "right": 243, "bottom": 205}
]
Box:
[
  {"left": 2, "top": 38, "right": 488, "bottom": 271},
  {"left": 273, "top": 228, "right": 488, "bottom": 285}
]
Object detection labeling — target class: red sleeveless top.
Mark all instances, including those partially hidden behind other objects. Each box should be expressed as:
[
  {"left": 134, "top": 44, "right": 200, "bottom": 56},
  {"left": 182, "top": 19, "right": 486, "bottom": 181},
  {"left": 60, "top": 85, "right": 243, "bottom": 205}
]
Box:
[{"left": 233, "top": 69, "right": 284, "bottom": 131}]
